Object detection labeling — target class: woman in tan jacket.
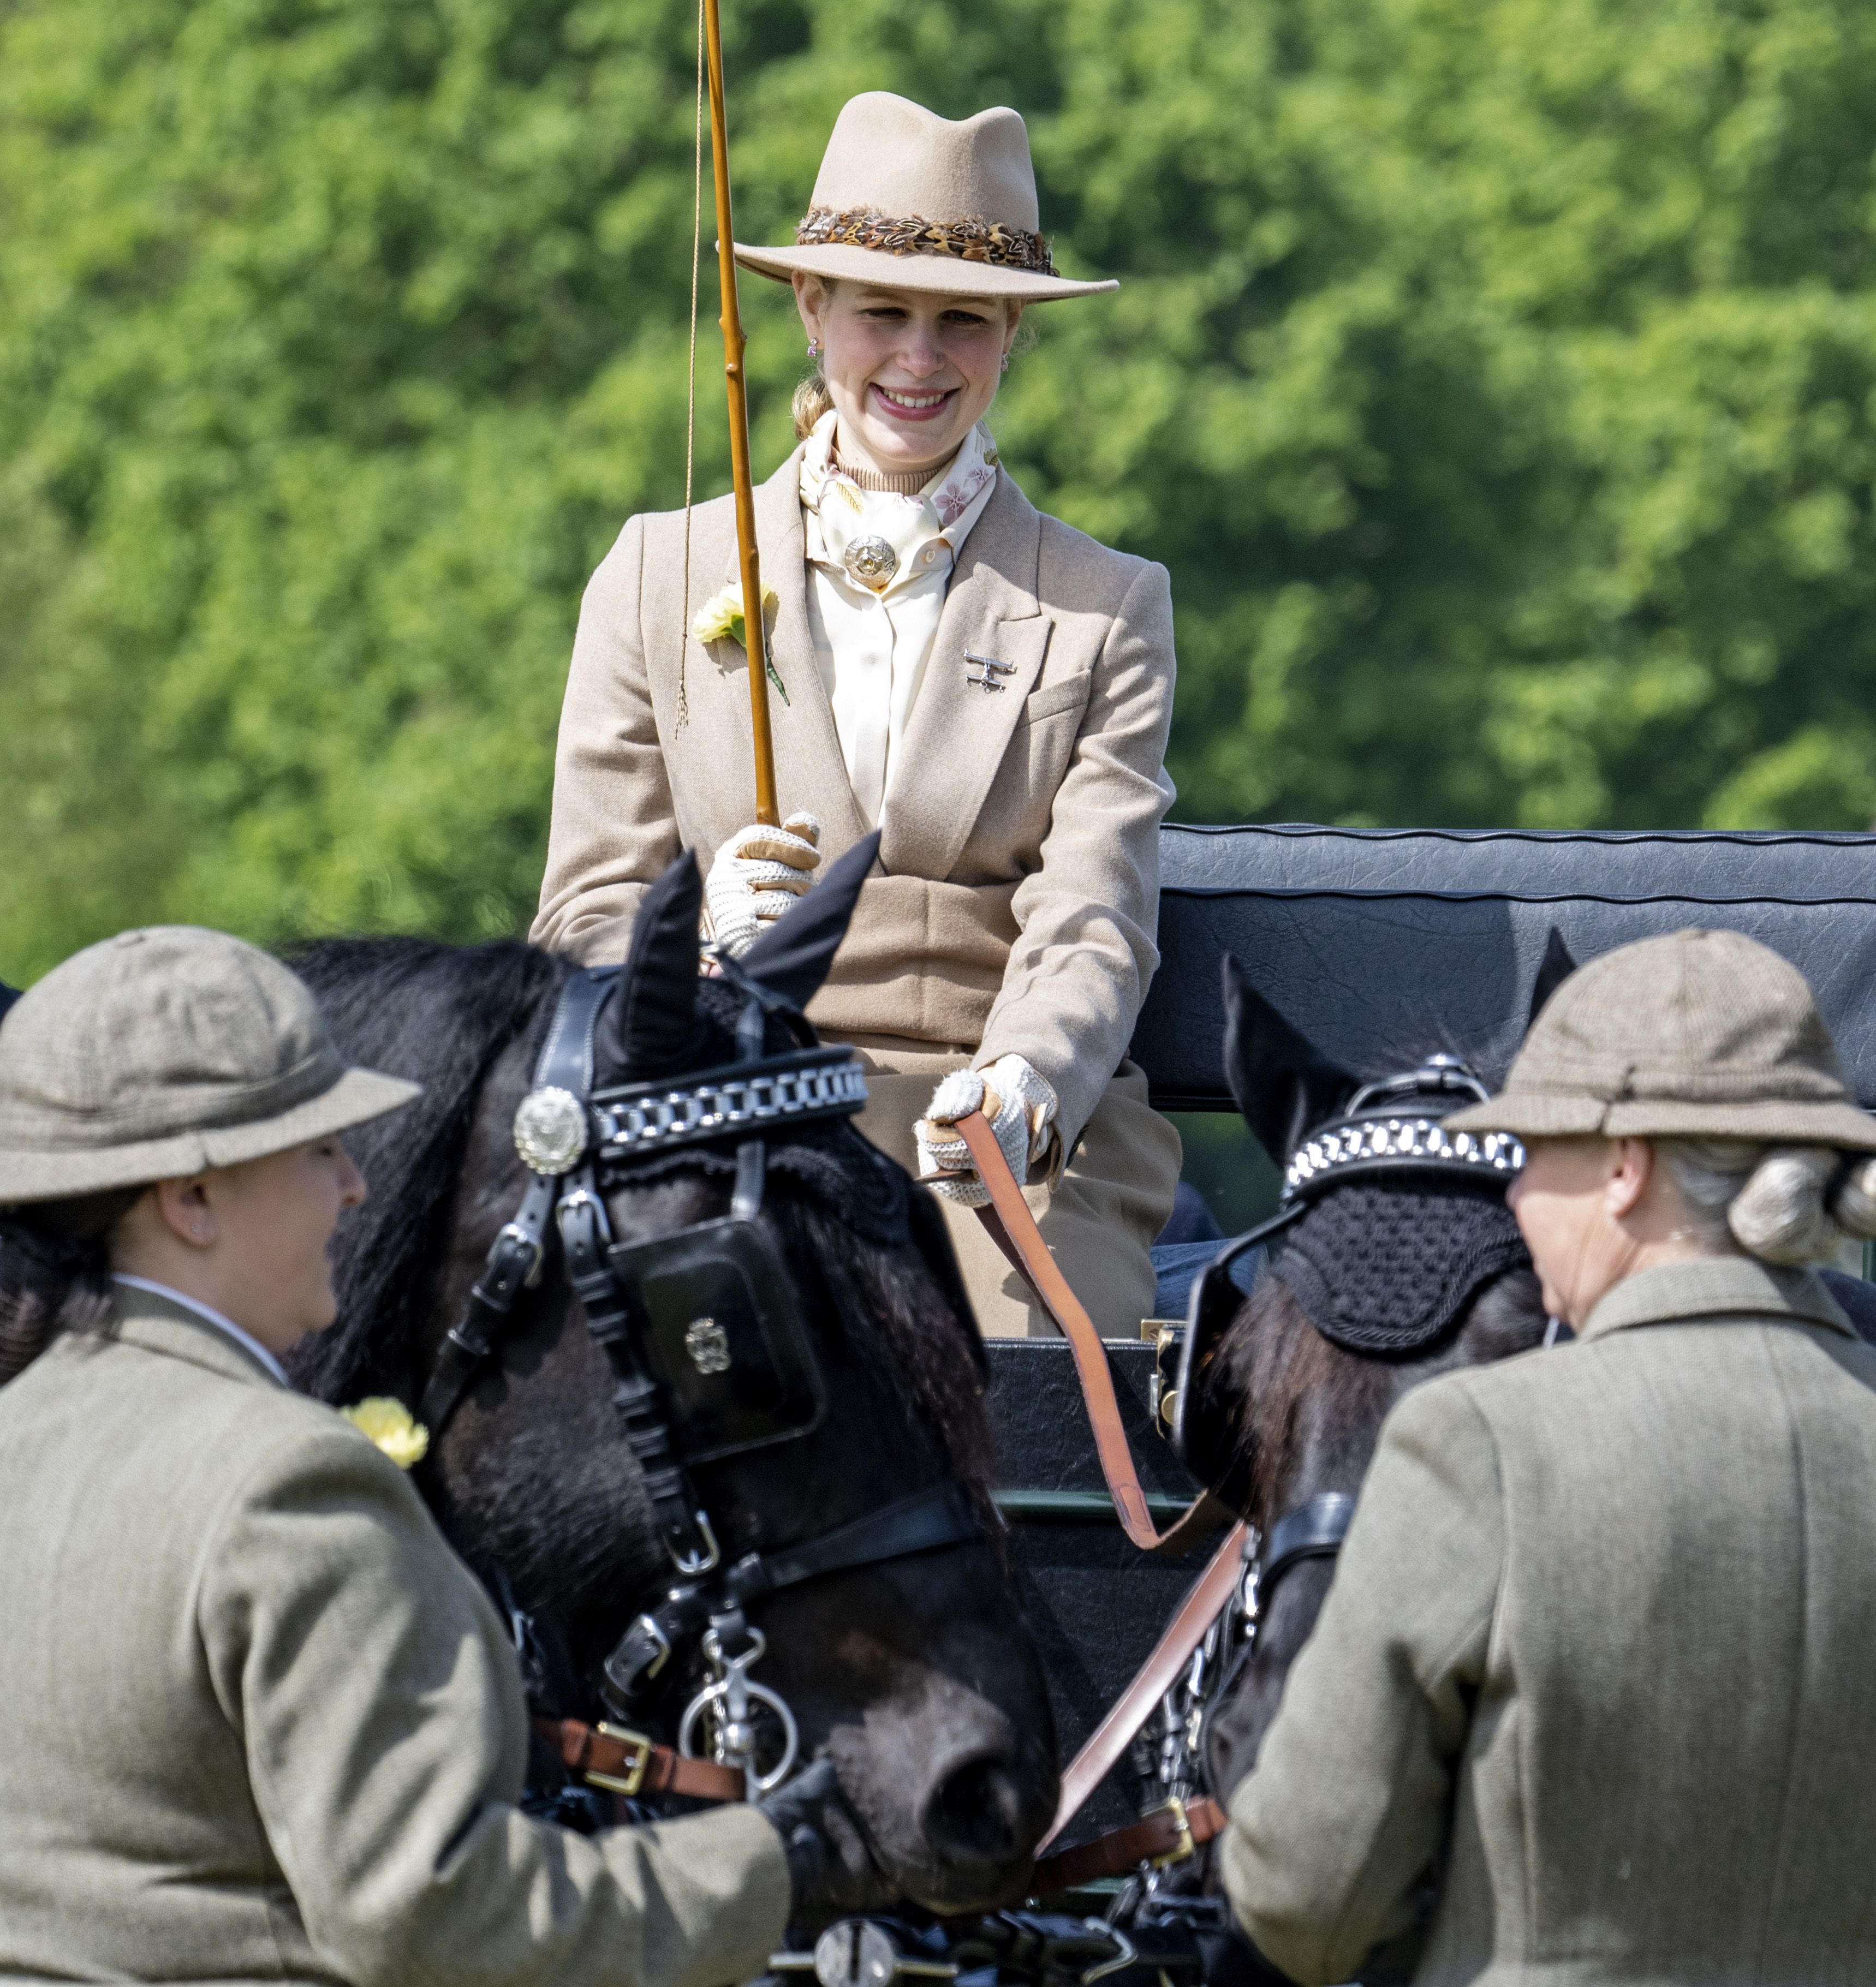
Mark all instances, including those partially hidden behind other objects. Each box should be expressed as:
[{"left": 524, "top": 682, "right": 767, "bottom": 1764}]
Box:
[
  {"left": 1220, "top": 928, "right": 1876, "bottom": 1985},
  {"left": 0, "top": 926, "right": 855, "bottom": 1986},
  {"left": 532, "top": 92, "right": 1181, "bottom": 1337}
]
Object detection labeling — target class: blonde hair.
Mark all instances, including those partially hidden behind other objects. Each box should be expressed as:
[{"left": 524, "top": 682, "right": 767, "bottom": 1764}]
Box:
[
  {"left": 790, "top": 277, "right": 1034, "bottom": 440},
  {"left": 1658, "top": 1139, "right": 1876, "bottom": 1264}
]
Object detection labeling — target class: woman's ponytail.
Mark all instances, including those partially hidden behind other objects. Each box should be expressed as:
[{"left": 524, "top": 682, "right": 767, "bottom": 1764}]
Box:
[
  {"left": 793, "top": 369, "right": 835, "bottom": 440},
  {"left": 0, "top": 1190, "right": 139, "bottom": 1385}
]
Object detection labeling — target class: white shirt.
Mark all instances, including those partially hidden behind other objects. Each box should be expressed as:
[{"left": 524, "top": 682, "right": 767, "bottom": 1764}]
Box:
[
  {"left": 799, "top": 414, "right": 1001, "bottom": 826},
  {"left": 113, "top": 1273, "right": 289, "bottom": 1387}
]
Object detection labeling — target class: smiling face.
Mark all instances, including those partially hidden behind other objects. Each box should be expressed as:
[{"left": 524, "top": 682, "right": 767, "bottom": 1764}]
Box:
[{"left": 794, "top": 273, "right": 1021, "bottom": 480}]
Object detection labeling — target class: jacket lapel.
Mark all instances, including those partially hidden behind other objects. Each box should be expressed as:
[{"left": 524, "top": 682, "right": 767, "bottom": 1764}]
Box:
[
  {"left": 881, "top": 472, "right": 1050, "bottom": 878},
  {"left": 729, "top": 457, "right": 871, "bottom": 854}
]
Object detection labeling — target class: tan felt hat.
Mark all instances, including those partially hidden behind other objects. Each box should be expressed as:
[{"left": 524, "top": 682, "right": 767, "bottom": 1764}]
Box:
[
  {"left": 734, "top": 92, "right": 1117, "bottom": 302},
  {"left": 1446, "top": 927, "right": 1876, "bottom": 1150},
  {"left": 0, "top": 926, "right": 420, "bottom": 1205}
]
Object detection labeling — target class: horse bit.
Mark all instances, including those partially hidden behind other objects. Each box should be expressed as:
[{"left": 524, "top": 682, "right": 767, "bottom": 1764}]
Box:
[{"left": 412, "top": 961, "right": 985, "bottom": 1797}]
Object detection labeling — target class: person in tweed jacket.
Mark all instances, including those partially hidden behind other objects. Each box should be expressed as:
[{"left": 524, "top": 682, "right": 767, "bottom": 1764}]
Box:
[{"left": 1220, "top": 927, "right": 1876, "bottom": 1986}]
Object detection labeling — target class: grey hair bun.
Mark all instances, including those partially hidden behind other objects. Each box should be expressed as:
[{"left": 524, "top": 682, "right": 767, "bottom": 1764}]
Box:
[
  {"left": 1727, "top": 1145, "right": 1841, "bottom": 1264},
  {"left": 1829, "top": 1156, "right": 1876, "bottom": 1241}
]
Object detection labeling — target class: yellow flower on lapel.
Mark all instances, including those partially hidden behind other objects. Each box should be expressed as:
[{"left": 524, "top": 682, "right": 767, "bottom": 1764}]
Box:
[
  {"left": 340, "top": 1397, "right": 430, "bottom": 1470},
  {"left": 692, "top": 580, "right": 778, "bottom": 651},
  {"left": 690, "top": 580, "right": 788, "bottom": 702}
]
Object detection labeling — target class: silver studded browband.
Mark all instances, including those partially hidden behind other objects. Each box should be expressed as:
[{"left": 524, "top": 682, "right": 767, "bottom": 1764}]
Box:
[
  {"left": 512, "top": 1050, "right": 869, "bottom": 1178},
  {"left": 594, "top": 1054, "right": 869, "bottom": 1159},
  {"left": 1283, "top": 1117, "right": 1525, "bottom": 1204}
]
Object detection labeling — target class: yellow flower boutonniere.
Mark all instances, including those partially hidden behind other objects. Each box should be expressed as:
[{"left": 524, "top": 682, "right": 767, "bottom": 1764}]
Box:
[
  {"left": 340, "top": 1397, "right": 430, "bottom": 1470},
  {"left": 691, "top": 581, "right": 789, "bottom": 702},
  {"left": 692, "top": 580, "right": 777, "bottom": 649}
]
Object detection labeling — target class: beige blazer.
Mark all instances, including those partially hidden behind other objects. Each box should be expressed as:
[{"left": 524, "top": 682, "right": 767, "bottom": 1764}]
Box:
[
  {"left": 531, "top": 448, "right": 1176, "bottom": 1147},
  {"left": 0, "top": 1288, "right": 789, "bottom": 1987},
  {"left": 1222, "top": 1257, "right": 1876, "bottom": 1986}
]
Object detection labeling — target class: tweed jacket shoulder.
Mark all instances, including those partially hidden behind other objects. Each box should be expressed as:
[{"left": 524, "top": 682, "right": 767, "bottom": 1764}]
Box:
[
  {"left": 530, "top": 446, "right": 1177, "bottom": 1147},
  {"left": 1222, "top": 1257, "right": 1876, "bottom": 1987},
  {"left": 0, "top": 1289, "right": 788, "bottom": 1987}
]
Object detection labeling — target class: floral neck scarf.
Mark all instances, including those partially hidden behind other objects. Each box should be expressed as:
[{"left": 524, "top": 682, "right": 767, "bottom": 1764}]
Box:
[{"left": 799, "top": 411, "right": 999, "bottom": 594}]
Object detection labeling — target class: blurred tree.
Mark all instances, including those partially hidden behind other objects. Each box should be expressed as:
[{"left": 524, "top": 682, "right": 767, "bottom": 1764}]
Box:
[{"left": 4, "top": 0, "right": 1876, "bottom": 978}]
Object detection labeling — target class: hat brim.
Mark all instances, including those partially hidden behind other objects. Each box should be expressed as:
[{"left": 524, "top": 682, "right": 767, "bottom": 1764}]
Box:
[
  {"left": 1445, "top": 1091, "right": 1876, "bottom": 1152},
  {"left": 0, "top": 1066, "right": 421, "bottom": 1207},
  {"left": 734, "top": 241, "right": 1117, "bottom": 301}
]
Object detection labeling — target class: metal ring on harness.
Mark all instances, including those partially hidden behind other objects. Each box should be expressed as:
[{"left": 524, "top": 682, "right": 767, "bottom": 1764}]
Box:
[{"left": 678, "top": 1626, "right": 802, "bottom": 1793}]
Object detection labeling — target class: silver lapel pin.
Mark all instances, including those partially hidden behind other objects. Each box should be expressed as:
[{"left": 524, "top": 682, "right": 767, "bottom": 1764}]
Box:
[{"left": 964, "top": 651, "right": 1017, "bottom": 694}]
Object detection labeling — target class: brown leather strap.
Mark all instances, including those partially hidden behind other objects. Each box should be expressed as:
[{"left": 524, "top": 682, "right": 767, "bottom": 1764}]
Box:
[
  {"left": 950, "top": 1109, "right": 1230, "bottom": 1555},
  {"left": 1036, "top": 1521, "right": 1247, "bottom": 1852},
  {"left": 1031, "top": 1794, "right": 1228, "bottom": 1895},
  {"left": 532, "top": 1715, "right": 747, "bottom": 1804}
]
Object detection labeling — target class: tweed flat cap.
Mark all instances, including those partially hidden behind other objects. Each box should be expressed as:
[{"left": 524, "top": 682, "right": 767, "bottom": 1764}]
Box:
[
  {"left": 0, "top": 926, "right": 419, "bottom": 1204},
  {"left": 1447, "top": 927, "right": 1876, "bottom": 1149}
]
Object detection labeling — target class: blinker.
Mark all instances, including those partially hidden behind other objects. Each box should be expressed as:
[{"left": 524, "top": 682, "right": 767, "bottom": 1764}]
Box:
[{"left": 610, "top": 1214, "right": 825, "bottom": 1464}]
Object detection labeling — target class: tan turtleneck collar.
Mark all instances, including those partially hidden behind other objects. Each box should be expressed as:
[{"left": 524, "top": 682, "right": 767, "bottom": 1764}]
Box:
[{"left": 830, "top": 441, "right": 960, "bottom": 498}]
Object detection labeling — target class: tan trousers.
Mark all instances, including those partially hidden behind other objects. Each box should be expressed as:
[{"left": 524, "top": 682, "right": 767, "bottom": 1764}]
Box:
[{"left": 830, "top": 1036, "right": 1183, "bottom": 1339}]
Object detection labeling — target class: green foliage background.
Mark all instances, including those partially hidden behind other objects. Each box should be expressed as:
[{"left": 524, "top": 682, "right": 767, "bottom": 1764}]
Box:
[{"left": 7, "top": 0, "right": 1876, "bottom": 977}]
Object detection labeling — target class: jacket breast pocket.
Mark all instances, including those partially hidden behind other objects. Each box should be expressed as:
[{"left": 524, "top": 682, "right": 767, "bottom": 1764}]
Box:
[{"left": 1021, "top": 672, "right": 1093, "bottom": 725}]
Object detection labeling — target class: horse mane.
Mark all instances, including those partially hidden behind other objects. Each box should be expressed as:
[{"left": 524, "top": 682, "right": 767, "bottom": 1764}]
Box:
[{"left": 285, "top": 936, "right": 568, "bottom": 1405}]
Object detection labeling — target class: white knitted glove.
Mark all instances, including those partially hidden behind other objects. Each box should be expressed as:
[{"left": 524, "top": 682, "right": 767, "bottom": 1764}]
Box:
[
  {"left": 704, "top": 813, "right": 821, "bottom": 958},
  {"left": 915, "top": 1054, "right": 1058, "bottom": 1208}
]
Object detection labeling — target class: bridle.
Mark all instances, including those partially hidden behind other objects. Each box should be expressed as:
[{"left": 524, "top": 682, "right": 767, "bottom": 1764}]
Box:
[
  {"left": 1169, "top": 1052, "right": 1524, "bottom": 1513},
  {"left": 1142, "top": 1056, "right": 1527, "bottom": 1809},
  {"left": 414, "top": 961, "right": 985, "bottom": 1793}
]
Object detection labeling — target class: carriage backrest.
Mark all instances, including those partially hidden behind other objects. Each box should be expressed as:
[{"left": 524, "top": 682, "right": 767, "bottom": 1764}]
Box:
[{"left": 1133, "top": 826, "right": 1876, "bottom": 1111}]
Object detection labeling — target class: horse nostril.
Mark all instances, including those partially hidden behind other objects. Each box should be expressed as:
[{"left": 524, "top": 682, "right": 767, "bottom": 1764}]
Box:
[{"left": 921, "top": 1753, "right": 1025, "bottom": 1867}]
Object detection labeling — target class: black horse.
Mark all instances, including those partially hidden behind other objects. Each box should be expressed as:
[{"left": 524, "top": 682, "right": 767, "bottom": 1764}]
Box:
[
  {"left": 1184, "top": 952, "right": 1559, "bottom": 1809},
  {"left": 285, "top": 850, "right": 1057, "bottom": 1914}
]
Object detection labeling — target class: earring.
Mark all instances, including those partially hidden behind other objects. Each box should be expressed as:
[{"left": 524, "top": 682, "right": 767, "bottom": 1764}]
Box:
[
  {"left": 1000, "top": 353, "right": 1010, "bottom": 373},
  {"left": 807, "top": 338, "right": 821, "bottom": 361}
]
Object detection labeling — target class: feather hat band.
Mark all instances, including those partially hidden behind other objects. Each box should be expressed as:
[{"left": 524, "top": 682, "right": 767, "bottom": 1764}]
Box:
[{"left": 734, "top": 92, "right": 1117, "bottom": 303}]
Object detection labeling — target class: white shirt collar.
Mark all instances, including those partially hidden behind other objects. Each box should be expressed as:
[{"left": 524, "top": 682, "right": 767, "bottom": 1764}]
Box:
[{"left": 112, "top": 1274, "right": 290, "bottom": 1387}]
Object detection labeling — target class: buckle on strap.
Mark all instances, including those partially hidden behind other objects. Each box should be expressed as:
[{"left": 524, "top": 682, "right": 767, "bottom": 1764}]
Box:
[
  {"left": 1148, "top": 1794, "right": 1196, "bottom": 1870},
  {"left": 583, "top": 1722, "right": 657, "bottom": 1797}
]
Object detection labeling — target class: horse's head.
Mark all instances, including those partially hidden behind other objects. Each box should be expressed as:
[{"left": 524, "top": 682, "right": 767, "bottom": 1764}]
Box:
[
  {"left": 301, "top": 851, "right": 1055, "bottom": 1917},
  {"left": 1188, "top": 947, "right": 1567, "bottom": 1800}
]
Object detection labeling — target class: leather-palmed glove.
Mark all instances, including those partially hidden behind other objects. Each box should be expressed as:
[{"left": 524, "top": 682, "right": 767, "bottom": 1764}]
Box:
[
  {"left": 915, "top": 1054, "right": 1058, "bottom": 1207},
  {"left": 704, "top": 811, "right": 822, "bottom": 958},
  {"left": 756, "top": 1757, "right": 887, "bottom": 1923}
]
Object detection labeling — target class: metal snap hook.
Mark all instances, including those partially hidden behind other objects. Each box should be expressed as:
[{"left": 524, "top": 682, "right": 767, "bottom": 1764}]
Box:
[{"left": 679, "top": 1624, "right": 801, "bottom": 1792}]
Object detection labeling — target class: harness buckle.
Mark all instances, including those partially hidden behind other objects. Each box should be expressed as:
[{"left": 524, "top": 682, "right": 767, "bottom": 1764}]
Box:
[
  {"left": 1147, "top": 1795, "right": 1196, "bottom": 1870},
  {"left": 584, "top": 1723, "right": 657, "bottom": 1798}
]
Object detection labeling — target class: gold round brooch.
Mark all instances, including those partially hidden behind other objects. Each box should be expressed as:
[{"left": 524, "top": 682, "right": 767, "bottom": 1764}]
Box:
[{"left": 513, "top": 1085, "right": 588, "bottom": 1177}]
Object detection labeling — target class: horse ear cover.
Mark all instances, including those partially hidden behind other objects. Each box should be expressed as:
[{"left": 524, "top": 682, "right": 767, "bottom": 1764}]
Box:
[
  {"left": 740, "top": 830, "right": 882, "bottom": 1013},
  {"left": 605, "top": 850, "right": 706, "bottom": 1081},
  {"left": 1222, "top": 954, "right": 1357, "bottom": 1163},
  {"left": 1528, "top": 926, "right": 1577, "bottom": 1028}
]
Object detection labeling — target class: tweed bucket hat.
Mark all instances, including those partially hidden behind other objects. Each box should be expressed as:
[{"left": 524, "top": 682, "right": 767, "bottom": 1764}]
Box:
[
  {"left": 0, "top": 926, "right": 419, "bottom": 1204},
  {"left": 734, "top": 92, "right": 1116, "bottom": 302},
  {"left": 1446, "top": 927, "right": 1876, "bottom": 1150}
]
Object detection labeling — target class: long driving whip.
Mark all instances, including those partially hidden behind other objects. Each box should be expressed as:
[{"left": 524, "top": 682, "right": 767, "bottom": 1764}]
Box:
[{"left": 700, "top": 0, "right": 780, "bottom": 826}]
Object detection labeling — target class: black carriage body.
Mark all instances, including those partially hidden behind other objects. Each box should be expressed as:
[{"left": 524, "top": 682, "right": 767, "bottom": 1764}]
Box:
[{"left": 987, "top": 824, "right": 1876, "bottom": 1839}]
